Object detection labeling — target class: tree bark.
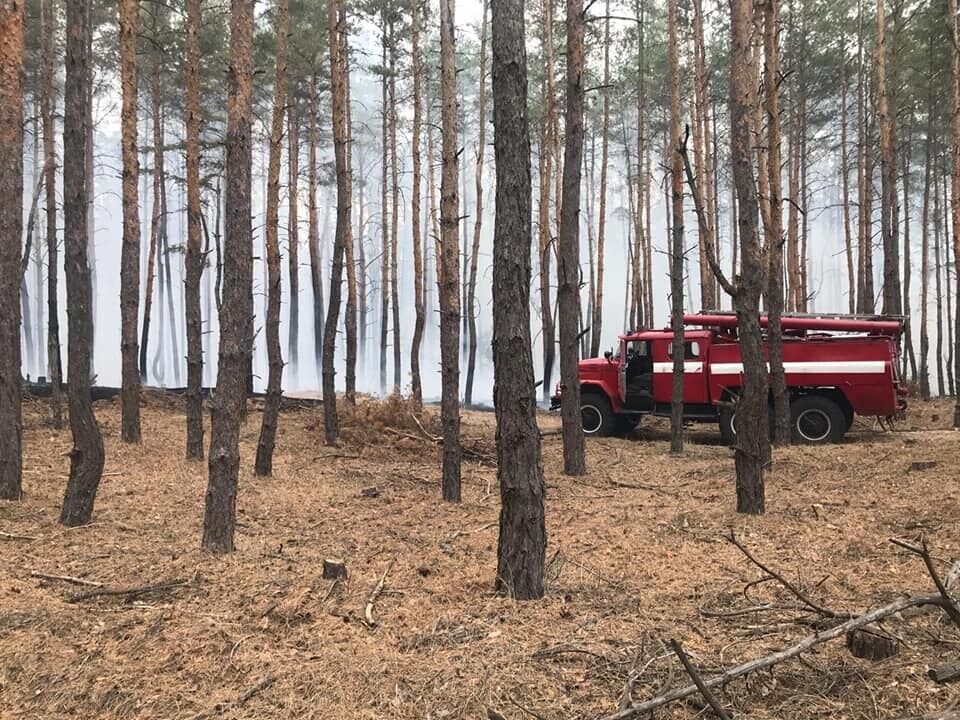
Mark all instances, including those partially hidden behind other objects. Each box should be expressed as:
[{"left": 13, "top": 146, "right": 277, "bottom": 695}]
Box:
[
  {"left": 877, "top": 0, "right": 902, "bottom": 317},
  {"left": 729, "top": 0, "right": 767, "bottom": 515},
  {"left": 202, "top": 0, "right": 254, "bottom": 553},
  {"left": 389, "top": 18, "right": 401, "bottom": 396},
  {"left": 537, "top": 0, "right": 556, "bottom": 402},
  {"left": 410, "top": 0, "right": 425, "bottom": 410},
  {"left": 439, "top": 0, "right": 462, "bottom": 501},
  {"left": 379, "top": 21, "right": 389, "bottom": 396},
  {"left": 589, "top": 0, "right": 610, "bottom": 358},
  {"left": 491, "top": 0, "right": 546, "bottom": 600},
  {"left": 464, "top": 0, "right": 488, "bottom": 405},
  {"left": 558, "top": 0, "right": 586, "bottom": 476},
  {"left": 322, "top": 0, "right": 350, "bottom": 445},
  {"left": 951, "top": 0, "right": 960, "bottom": 424},
  {"left": 342, "top": 22, "right": 357, "bottom": 407},
  {"left": 307, "top": 73, "right": 324, "bottom": 380},
  {"left": 255, "top": 0, "right": 288, "bottom": 476},
  {"left": 840, "top": 49, "right": 856, "bottom": 314},
  {"left": 60, "top": 0, "right": 105, "bottom": 525},
  {"left": 0, "top": 0, "right": 24, "bottom": 501},
  {"left": 936, "top": 164, "right": 946, "bottom": 397},
  {"left": 41, "top": 0, "right": 62, "bottom": 429},
  {"left": 140, "top": 53, "right": 162, "bottom": 384},
  {"left": 920, "top": 49, "right": 934, "bottom": 400},
  {"left": 287, "top": 90, "right": 300, "bottom": 383},
  {"left": 692, "top": 0, "right": 714, "bottom": 312},
  {"left": 118, "top": 0, "right": 141, "bottom": 444},
  {"left": 764, "top": 0, "right": 790, "bottom": 445},
  {"left": 668, "top": 0, "right": 684, "bottom": 455}
]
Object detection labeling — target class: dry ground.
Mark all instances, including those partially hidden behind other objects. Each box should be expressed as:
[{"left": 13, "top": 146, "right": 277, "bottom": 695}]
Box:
[{"left": 1, "top": 393, "right": 959, "bottom": 720}]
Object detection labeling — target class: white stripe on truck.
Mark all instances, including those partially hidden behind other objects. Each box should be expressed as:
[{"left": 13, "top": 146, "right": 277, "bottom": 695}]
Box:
[
  {"left": 653, "top": 362, "right": 705, "bottom": 373},
  {"left": 708, "top": 360, "right": 886, "bottom": 375}
]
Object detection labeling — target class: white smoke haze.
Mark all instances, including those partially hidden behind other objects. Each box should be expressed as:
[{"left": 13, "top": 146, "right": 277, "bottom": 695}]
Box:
[{"left": 17, "top": 6, "right": 932, "bottom": 406}]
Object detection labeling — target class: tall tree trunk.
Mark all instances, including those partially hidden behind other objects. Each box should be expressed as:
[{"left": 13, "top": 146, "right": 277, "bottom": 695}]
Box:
[
  {"left": 920, "top": 46, "right": 934, "bottom": 400},
  {"left": 589, "top": 0, "right": 610, "bottom": 358},
  {"left": 356, "top": 165, "right": 368, "bottom": 370},
  {"left": 936, "top": 160, "right": 946, "bottom": 397},
  {"left": 464, "top": 0, "right": 488, "bottom": 404},
  {"left": 764, "top": 0, "right": 790, "bottom": 445},
  {"left": 902, "top": 129, "right": 916, "bottom": 380},
  {"left": 840, "top": 52, "right": 856, "bottom": 314},
  {"left": 667, "top": 0, "right": 684, "bottom": 455},
  {"left": 439, "top": 0, "right": 462, "bottom": 501},
  {"left": 287, "top": 93, "right": 300, "bottom": 382},
  {"left": 379, "top": 22, "right": 389, "bottom": 396},
  {"left": 951, "top": 0, "right": 960, "bottom": 423},
  {"left": 185, "top": 0, "right": 204, "bottom": 459},
  {"left": 410, "top": 0, "right": 425, "bottom": 409},
  {"left": 342, "top": 24, "right": 357, "bottom": 406},
  {"left": 307, "top": 74, "right": 324, "bottom": 380},
  {"left": 60, "top": 0, "right": 105, "bottom": 525},
  {"left": 389, "top": 21, "right": 401, "bottom": 396},
  {"left": 119, "top": 0, "right": 141, "bottom": 444},
  {"left": 0, "top": 0, "right": 24, "bottom": 500},
  {"left": 692, "top": 0, "right": 714, "bottom": 312},
  {"left": 538, "top": 0, "right": 556, "bottom": 402},
  {"left": 558, "top": 0, "right": 586, "bottom": 475},
  {"left": 490, "top": 0, "right": 546, "bottom": 601},
  {"left": 877, "top": 0, "right": 902, "bottom": 316},
  {"left": 41, "top": 0, "right": 62, "bottom": 428},
  {"left": 202, "top": 0, "right": 254, "bottom": 553},
  {"left": 160, "top": 162, "right": 179, "bottom": 386},
  {"left": 729, "top": 0, "right": 767, "bottom": 515},
  {"left": 255, "top": 0, "right": 288, "bottom": 476},
  {"left": 140, "top": 57, "right": 162, "bottom": 384}
]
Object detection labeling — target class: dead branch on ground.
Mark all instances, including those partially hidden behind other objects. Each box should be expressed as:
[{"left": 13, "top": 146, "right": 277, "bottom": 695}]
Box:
[
  {"left": 30, "top": 571, "right": 103, "bottom": 587},
  {"left": 364, "top": 558, "right": 395, "bottom": 628},
  {"left": 68, "top": 579, "right": 188, "bottom": 603},
  {"left": 669, "top": 639, "right": 732, "bottom": 720}
]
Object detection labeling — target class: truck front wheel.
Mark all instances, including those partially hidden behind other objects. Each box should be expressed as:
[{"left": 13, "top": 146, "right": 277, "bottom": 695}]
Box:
[
  {"left": 790, "top": 395, "right": 846, "bottom": 444},
  {"left": 580, "top": 393, "right": 616, "bottom": 437}
]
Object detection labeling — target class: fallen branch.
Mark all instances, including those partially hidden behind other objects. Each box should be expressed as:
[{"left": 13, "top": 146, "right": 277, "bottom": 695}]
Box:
[
  {"left": 68, "top": 578, "right": 188, "bottom": 603},
  {"left": 31, "top": 571, "right": 103, "bottom": 587},
  {"left": 364, "top": 559, "right": 395, "bottom": 628},
  {"left": 727, "top": 530, "right": 848, "bottom": 619},
  {"left": 669, "top": 639, "right": 732, "bottom": 720},
  {"left": 891, "top": 538, "right": 960, "bottom": 627},
  {"left": 603, "top": 591, "right": 953, "bottom": 719}
]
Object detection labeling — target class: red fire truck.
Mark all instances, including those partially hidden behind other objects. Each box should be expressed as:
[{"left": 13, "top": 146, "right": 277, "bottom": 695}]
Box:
[{"left": 551, "top": 312, "right": 907, "bottom": 444}]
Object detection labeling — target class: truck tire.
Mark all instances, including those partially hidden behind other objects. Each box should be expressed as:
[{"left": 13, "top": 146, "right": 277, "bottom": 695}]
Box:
[
  {"left": 790, "top": 395, "right": 846, "bottom": 444},
  {"left": 580, "top": 392, "right": 616, "bottom": 437},
  {"left": 719, "top": 407, "right": 736, "bottom": 445}
]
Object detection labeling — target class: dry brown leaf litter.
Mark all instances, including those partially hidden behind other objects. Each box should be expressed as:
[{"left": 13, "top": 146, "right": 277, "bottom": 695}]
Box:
[{"left": 0, "top": 395, "right": 958, "bottom": 719}]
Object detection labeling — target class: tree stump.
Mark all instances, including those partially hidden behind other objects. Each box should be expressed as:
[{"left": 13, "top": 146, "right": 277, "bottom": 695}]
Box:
[
  {"left": 322, "top": 559, "right": 348, "bottom": 580},
  {"left": 846, "top": 628, "right": 899, "bottom": 660}
]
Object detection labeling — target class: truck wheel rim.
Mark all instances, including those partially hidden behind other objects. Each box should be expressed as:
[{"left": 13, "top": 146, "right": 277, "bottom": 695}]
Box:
[
  {"left": 797, "top": 408, "right": 831, "bottom": 442},
  {"left": 581, "top": 405, "right": 603, "bottom": 434}
]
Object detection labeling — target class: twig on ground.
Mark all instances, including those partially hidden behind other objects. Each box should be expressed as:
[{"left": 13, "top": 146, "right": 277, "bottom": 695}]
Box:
[
  {"left": 669, "top": 639, "right": 733, "bottom": 720},
  {"left": 68, "top": 579, "right": 188, "bottom": 603},
  {"left": 30, "top": 571, "right": 103, "bottom": 587},
  {"left": 604, "top": 591, "right": 954, "bottom": 719},
  {"left": 364, "top": 558, "right": 396, "bottom": 628},
  {"left": 506, "top": 693, "right": 548, "bottom": 720},
  {"left": 0, "top": 530, "right": 38, "bottom": 541},
  {"left": 727, "top": 530, "right": 849, "bottom": 619},
  {"left": 890, "top": 538, "right": 960, "bottom": 627}
]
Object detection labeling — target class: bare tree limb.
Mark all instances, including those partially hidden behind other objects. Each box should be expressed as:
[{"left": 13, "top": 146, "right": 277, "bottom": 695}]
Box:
[{"left": 669, "top": 639, "right": 733, "bottom": 720}]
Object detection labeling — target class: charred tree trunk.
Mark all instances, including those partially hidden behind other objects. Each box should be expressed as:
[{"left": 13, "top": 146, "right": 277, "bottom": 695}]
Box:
[
  {"left": 764, "top": 0, "right": 790, "bottom": 445},
  {"left": 42, "top": 0, "right": 62, "bottom": 428},
  {"left": 558, "top": 0, "right": 586, "bottom": 475},
  {"left": 491, "top": 0, "right": 546, "bottom": 601},
  {"left": 439, "top": 0, "right": 462, "bottom": 501},
  {"left": 322, "top": 0, "right": 350, "bottom": 444},
  {"left": 464, "top": 0, "right": 488, "bottom": 405},
  {"left": 0, "top": 0, "right": 24, "bottom": 500},
  {"left": 202, "top": 0, "right": 254, "bottom": 553},
  {"left": 668, "top": 0, "right": 684, "bottom": 455},
  {"left": 118, "top": 0, "right": 141, "bottom": 444},
  {"left": 60, "top": 0, "right": 105, "bottom": 525},
  {"left": 729, "top": 0, "right": 767, "bottom": 515},
  {"left": 255, "top": 0, "right": 288, "bottom": 475}
]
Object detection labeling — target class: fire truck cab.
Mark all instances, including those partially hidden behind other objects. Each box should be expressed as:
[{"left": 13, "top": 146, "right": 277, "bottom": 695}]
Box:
[{"left": 552, "top": 312, "right": 906, "bottom": 444}]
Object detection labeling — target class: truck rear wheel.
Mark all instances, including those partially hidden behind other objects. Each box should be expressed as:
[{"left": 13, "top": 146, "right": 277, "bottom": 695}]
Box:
[
  {"left": 790, "top": 395, "right": 846, "bottom": 444},
  {"left": 719, "top": 407, "right": 736, "bottom": 445},
  {"left": 581, "top": 393, "right": 616, "bottom": 437}
]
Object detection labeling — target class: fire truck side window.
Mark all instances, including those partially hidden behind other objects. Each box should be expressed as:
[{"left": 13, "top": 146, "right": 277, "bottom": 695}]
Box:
[{"left": 667, "top": 341, "right": 701, "bottom": 360}]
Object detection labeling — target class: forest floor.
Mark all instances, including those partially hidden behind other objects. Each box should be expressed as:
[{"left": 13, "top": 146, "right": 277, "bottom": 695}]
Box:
[{"left": 2, "top": 393, "right": 960, "bottom": 719}]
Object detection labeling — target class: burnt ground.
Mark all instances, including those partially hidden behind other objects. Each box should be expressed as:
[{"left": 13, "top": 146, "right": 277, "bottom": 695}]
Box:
[{"left": 1, "top": 393, "right": 959, "bottom": 720}]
